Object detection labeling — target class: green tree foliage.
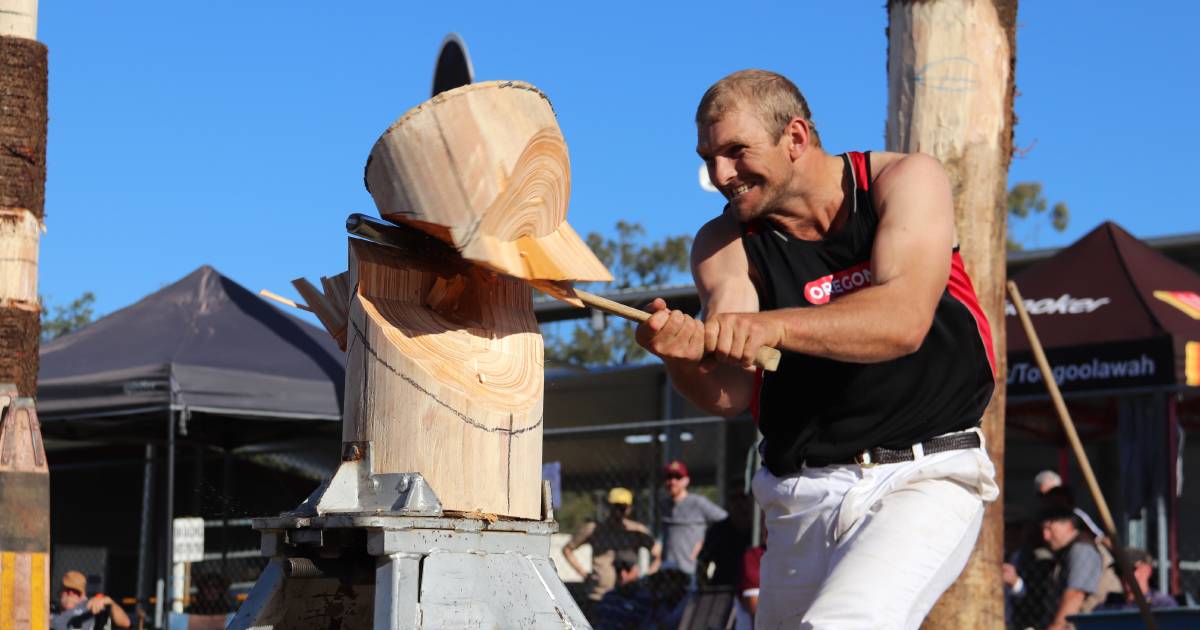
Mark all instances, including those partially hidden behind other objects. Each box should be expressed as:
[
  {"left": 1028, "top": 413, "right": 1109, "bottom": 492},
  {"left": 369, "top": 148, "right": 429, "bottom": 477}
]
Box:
[
  {"left": 544, "top": 222, "right": 691, "bottom": 367},
  {"left": 1007, "top": 182, "right": 1069, "bottom": 251},
  {"left": 40, "top": 291, "right": 96, "bottom": 343}
]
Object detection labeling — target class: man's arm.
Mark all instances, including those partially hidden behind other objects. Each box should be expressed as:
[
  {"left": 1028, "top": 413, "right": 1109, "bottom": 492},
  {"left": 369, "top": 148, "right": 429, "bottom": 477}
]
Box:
[
  {"left": 701, "top": 496, "right": 729, "bottom": 524},
  {"left": 703, "top": 153, "right": 957, "bottom": 366},
  {"left": 648, "top": 540, "right": 663, "bottom": 574},
  {"left": 1047, "top": 588, "right": 1087, "bottom": 630},
  {"left": 636, "top": 214, "right": 759, "bottom": 416},
  {"left": 88, "top": 595, "right": 131, "bottom": 628},
  {"left": 561, "top": 523, "right": 595, "bottom": 578}
]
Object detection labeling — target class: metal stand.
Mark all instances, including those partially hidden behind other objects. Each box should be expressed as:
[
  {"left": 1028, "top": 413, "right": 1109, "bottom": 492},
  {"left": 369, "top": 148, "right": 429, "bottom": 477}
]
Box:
[{"left": 228, "top": 443, "right": 590, "bottom": 629}]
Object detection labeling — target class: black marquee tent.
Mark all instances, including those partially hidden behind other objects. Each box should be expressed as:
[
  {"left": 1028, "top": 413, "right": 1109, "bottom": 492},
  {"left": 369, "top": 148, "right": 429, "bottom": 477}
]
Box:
[
  {"left": 1005, "top": 221, "right": 1200, "bottom": 594},
  {"left": 39, "top": 265, "right": 344, "bottom": 427},
  {"left": 37, "top": 265, "right": 346, "bottom": 615},
  {"left": 1007, "top": 221, "right": 1200, "bottom": 399}
]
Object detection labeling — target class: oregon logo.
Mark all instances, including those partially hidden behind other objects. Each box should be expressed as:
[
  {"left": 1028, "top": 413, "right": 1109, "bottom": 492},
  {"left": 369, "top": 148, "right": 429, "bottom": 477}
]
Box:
[{"left": 804, "top": 262, "right": 873, "bottom": 305}]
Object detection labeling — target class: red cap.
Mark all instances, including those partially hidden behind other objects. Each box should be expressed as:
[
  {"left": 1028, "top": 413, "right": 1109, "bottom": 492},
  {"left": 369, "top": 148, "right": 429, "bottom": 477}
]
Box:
[{"left": 663, "top": 460, "right": 689, "bottom": 478}]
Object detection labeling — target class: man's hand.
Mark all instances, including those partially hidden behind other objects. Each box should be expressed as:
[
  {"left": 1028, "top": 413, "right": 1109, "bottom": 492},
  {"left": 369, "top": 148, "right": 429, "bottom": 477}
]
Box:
[
  {"left": 87, "top": 594, "right": 113, "bottom": 614},
  {"left": 635, "top": 298, "right": 706, "bottom": 364},
  {"left": 704, "top": 312, "right": 783, "bottom": 368}
]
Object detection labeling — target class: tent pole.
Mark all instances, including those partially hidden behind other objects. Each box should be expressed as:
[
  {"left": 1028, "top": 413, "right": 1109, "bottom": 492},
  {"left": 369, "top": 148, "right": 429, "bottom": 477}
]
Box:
[
  {"left": 164, "top": 407, "right": 176, "bottom": 629},
  {"left": 1168, "top": 395, "right": 1181, "bottom": 594},
  {"left": 222, "top": 447, "right": 232, "bottom": 569},
  {"left": 135, "top": 442, "right": 155, "bottom": 616}
]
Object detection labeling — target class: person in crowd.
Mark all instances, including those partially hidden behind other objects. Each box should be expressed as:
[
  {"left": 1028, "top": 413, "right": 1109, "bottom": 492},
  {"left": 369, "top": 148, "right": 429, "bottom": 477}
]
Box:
[
  {"left": 51, "top": 570, "right": 132, "bottom": 630},
  {"left": 1099, "top": 548, "right": 1178, "bottom": 610},
  {"left": 659, "top": 460, "right": 728, "bottom": 577},
  {"left": 1007, "top": 480, "right": 1122, "bottom": 628},
  {"left": 695, "top": 490, "right": 754, "bottom": 586},
  {"left": 1035, "top": 470, "right": 1105, "bottom": 544},
  {"left": 1008, "top": 506, "right": 1106, "bottom": 630},
  {"left": 591, "top": 552, "right": 654, "bottom": 630},
  {"left": 563, "top": 486, "right": 661, "bottom": 614}
]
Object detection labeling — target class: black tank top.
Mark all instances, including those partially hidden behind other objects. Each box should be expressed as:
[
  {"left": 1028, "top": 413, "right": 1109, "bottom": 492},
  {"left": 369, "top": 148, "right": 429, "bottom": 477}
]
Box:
[{"left": 741, "top": 151, "right": 996, "bottom": 476}]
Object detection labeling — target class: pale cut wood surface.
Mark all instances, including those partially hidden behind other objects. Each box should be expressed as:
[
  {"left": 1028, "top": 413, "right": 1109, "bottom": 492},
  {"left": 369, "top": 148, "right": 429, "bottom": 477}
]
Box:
[
  {"left": 0, "top": 398, "right": 46, "bottom": 474},
  {"left": 0, "top": 209, "right": 38, "bottom": 304},
  {"left": 887, "top": 1, "right": 1015, "bottom": 627},
  {"left": 0, "top": 0, "right": 38, "bottom": 39},
  {"left": 343, "top": 239, "right": 543, "bottom": 518},
  {"left": 365, "top": 81, "right": 611, "bottom": 283}
]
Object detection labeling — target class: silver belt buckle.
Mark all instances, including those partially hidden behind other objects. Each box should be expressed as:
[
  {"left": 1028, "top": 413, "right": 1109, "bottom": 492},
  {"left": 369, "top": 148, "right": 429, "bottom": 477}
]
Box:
[{"left": 854, "top": 449, "right": 877, "bottom": 468}]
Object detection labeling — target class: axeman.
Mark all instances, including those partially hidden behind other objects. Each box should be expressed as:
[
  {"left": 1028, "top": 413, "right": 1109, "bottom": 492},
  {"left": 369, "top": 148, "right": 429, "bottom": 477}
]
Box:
[{"left": 635, "top": 69, "right": 1000, "bottom": 628}]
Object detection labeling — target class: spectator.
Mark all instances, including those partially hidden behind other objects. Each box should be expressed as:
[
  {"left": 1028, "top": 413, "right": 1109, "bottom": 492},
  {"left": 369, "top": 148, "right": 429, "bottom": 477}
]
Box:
[
  {"left": 563, "top": 487, "right": 661, "bottom": 612},
  {"left": 51, "top": 570, "right": 132, "bottom": 630},
  {"left": 1100, "top": 548, "right": 1177, "bottom": 610},
  {"left": 1038, "top": 506, "right": 1104, "bottom": 630},
  {"left": 695, "top": 490, "right": 754, "bottom": 586},
  {"left": 592, "top": 552, "right": 653, "bottom": 630},
  {"left": 1035, "top": 470, "right": 1105, "bottom": 544},
  {"left": 659, "top": 460, "right": 728, "bottom": 577}
]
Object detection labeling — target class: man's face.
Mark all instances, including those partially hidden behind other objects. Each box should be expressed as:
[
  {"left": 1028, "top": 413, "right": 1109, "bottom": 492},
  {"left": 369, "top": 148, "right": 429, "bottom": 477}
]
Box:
[
  {"left": 608, "top": 502, "right": 630, "bottom": 522},
  {"left": 696, "top": 108, "right": 794, "bottom": 223},
  {"left": 664, "top": 473, "right": 689, "bottom": 499},
  {"left": 1042, "top": 518, "right": 1078, "bottom": 551},
  {"left": 59, "top": 586, "right": 84, "bottom": 611}
]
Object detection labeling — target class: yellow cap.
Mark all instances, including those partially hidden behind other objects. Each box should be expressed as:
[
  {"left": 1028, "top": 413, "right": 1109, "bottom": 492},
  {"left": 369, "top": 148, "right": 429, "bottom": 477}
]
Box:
[{"left": 607, "top": 487, "right": 633, "bottom": 505}]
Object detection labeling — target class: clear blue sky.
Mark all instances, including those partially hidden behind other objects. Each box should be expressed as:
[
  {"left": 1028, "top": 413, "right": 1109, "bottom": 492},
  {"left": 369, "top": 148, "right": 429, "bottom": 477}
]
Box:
[{"left": 35, "top": 1, "right": 1200, "bottom": 319}]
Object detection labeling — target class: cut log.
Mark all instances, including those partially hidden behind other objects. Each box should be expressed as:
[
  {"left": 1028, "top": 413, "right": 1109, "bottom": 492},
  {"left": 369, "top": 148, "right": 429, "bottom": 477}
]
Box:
[
  {"left": 343, "top": 239, "right": 543, "bottom": 518},
  {"left": 364, "top": 81, "right": 611, "bottom": 284}
]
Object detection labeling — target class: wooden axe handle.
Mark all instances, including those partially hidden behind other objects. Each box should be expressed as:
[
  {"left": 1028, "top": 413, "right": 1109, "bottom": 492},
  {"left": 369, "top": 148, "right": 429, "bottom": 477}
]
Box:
[{"left": 574, "top": 288, "right": 782, "bottom": 372}]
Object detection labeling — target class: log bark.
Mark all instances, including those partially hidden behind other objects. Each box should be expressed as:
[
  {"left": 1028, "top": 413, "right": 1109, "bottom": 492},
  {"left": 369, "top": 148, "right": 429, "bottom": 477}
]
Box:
[
  {"left": 0, "top": 34, "right": 46, "bottom": 397},
  {"left": 365, "top": 81, "right": 610, "bottom": 283},
  {"left": 342, "top": 239, "right": 544, "bottom": 518},
  {"left": 886, "top": 1, "right": 1016, "bottom": 627}
]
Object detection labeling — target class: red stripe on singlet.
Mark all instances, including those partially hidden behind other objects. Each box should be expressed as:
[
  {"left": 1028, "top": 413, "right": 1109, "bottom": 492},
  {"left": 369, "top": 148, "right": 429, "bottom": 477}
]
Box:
[
  {"left": 947, "top": 251, "right": 997, "bottom": 377},
  {"left": 847, "top": 151, "right": 870, "bottom": 191}
]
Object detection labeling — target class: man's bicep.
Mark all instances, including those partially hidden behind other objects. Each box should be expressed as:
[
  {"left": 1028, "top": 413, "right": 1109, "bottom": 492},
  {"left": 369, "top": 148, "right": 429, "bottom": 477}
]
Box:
[
  {"left": 691, "top": 216, "right": 759, "bottom": 318},
  {"left": 871, "top": 154, "right": 955, "bottom": 307}
]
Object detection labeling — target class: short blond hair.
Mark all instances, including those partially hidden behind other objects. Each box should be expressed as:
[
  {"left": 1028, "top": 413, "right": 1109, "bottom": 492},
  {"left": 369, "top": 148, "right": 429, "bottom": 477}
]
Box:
[{"left": 696, "top": 69, "right": 821, "bottom": 147}]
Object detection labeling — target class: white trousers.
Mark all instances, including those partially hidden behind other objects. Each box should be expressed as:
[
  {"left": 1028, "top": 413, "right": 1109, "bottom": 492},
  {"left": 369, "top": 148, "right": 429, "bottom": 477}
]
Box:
[{"left": 752, "top": 432, "right": 998, "bottom": 630}]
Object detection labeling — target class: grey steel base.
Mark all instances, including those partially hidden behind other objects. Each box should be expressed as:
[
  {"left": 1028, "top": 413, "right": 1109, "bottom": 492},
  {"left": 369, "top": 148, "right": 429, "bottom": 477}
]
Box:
[{"left": 228, "top": 514, "right": 591, "bottom": 629}]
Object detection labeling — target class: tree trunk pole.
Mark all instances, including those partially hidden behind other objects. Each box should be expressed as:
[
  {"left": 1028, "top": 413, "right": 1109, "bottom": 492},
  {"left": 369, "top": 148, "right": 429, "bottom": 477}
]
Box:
[
  {"left": 0, "top": 0, "right": 44, "bottom": 395},
  {"left": 886, "top": 1, "right": 1016, "bottom": 627}
]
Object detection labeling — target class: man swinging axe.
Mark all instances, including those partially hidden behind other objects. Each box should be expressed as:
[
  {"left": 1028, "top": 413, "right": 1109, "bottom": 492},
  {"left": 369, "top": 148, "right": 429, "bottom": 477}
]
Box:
[{"left": 635, "top": 69, "right": 999, "bottom": 629}]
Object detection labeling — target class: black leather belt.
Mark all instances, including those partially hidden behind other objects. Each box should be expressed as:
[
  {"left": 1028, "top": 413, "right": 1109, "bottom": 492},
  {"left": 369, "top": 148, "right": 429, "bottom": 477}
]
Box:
[{"left": 812, "top": 430, "right": 982, "bottom": 468}]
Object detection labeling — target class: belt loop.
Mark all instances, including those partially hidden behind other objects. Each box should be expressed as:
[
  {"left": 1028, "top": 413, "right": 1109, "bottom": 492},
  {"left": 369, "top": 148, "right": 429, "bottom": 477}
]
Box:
[
  {"left": 970, "top": 426, "right": 986, "bottom": 450},
  {"left": 911, "top": 442, "right": 924, "bottom": 459}
]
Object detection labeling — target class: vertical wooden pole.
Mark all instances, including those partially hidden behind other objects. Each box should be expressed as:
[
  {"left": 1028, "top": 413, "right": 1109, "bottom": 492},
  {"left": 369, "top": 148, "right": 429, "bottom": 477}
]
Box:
[
  {"left": 0, "top": 0, "right": 44, "bottom": 396},
  {"left": 0, "top": 2, "right": 48, "bottom": 628},
  {"left": 886, "top": 1, "right": 1016, "bottom": 627}
]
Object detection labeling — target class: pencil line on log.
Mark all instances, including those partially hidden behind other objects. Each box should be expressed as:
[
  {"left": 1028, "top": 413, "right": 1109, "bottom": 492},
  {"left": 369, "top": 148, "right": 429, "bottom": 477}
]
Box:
[{"left": 348, "top": 319, "right": 542, "bottom": 436}]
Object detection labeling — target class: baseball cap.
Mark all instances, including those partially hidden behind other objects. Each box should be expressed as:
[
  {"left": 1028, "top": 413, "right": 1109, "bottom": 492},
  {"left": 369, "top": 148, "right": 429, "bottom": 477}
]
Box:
[
  {"left": 607, "top": 487, "right": 634, "bottom": 505},
  {"left": 61, "top": 571, "right": 86, "bottom": 594},
  {"left": 1122, "top": 548, "right": 1153, "bottom": 566},
  {"left": 663, "top": 460, "right": 689, "bottom": 478}
]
